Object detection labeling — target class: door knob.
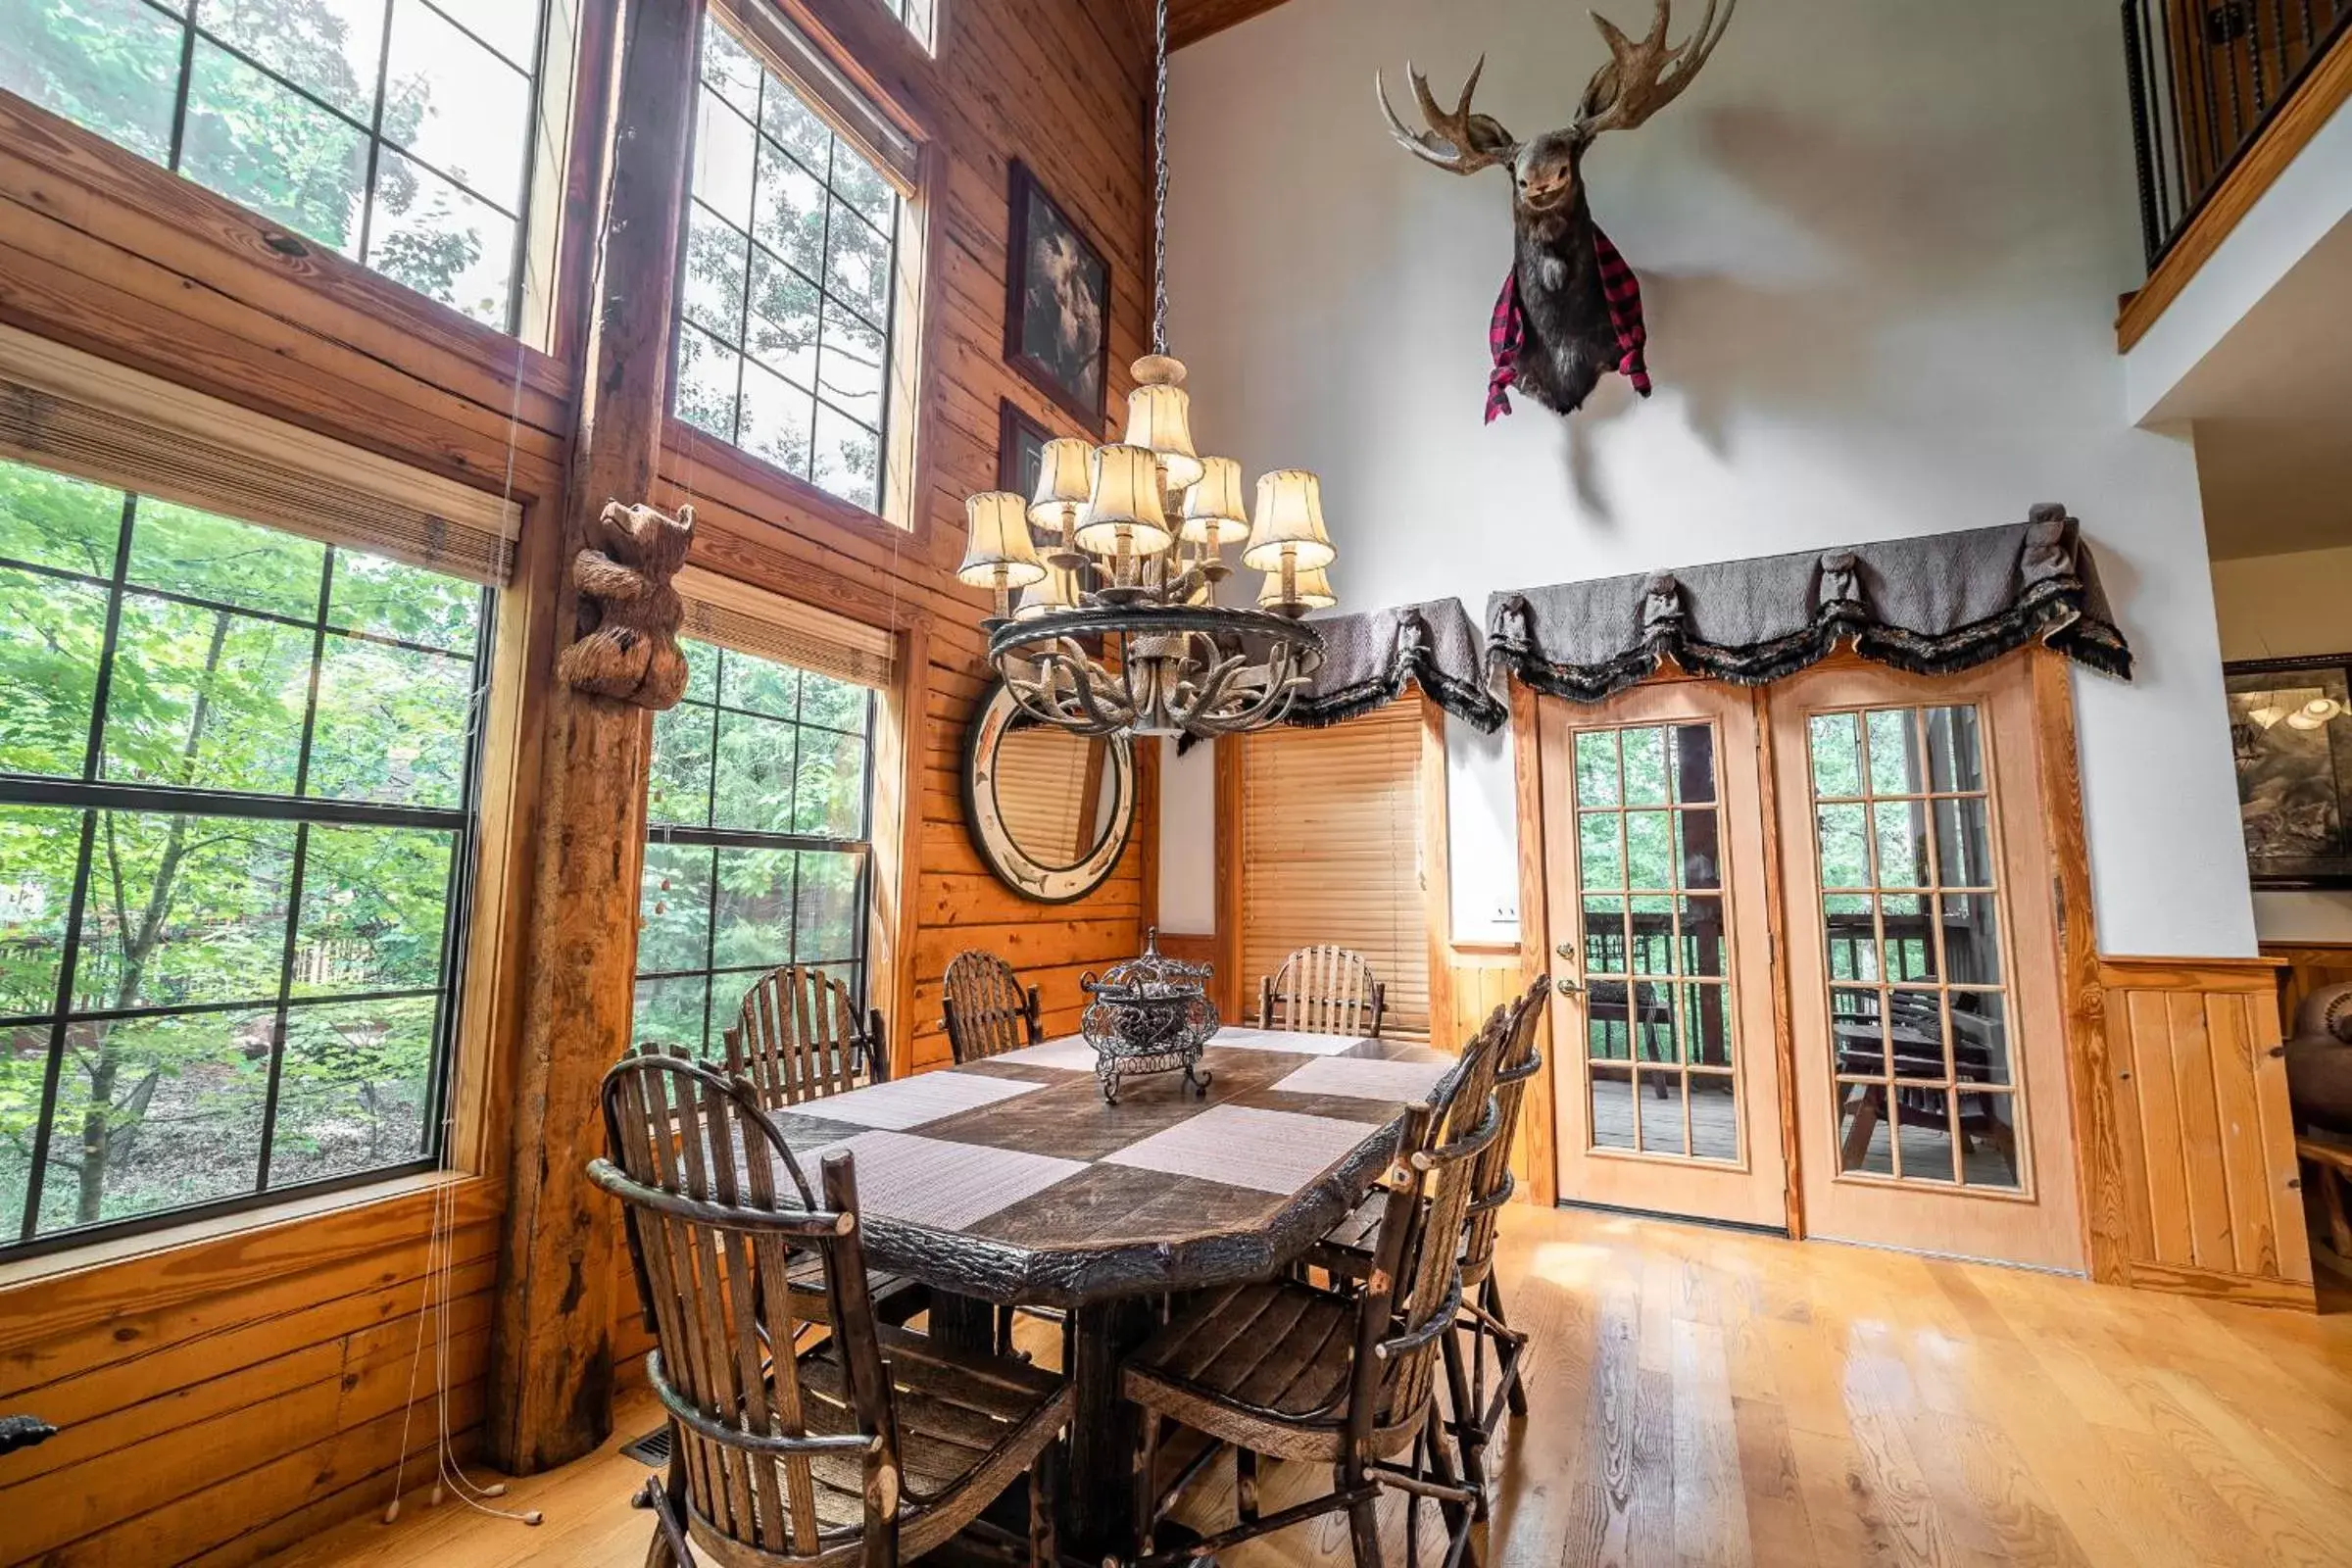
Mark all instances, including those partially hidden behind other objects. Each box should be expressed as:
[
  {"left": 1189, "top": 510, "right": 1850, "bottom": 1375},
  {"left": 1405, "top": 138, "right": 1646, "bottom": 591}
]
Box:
[{"left": 1555, "top": 976, "right": 1584, "bottom": 997}]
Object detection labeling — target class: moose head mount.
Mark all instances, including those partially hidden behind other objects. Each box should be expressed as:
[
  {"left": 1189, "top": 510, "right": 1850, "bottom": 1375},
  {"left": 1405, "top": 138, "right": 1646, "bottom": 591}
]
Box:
[{"left": 1379, "top": 0, "right": 1738, "bottom": 419}]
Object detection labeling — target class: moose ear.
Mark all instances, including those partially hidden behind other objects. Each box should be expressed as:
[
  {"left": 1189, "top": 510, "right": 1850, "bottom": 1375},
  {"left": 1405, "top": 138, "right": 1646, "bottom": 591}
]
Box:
[{"left": 1464, "top": 113, "right": 1517, "bottom": 159}]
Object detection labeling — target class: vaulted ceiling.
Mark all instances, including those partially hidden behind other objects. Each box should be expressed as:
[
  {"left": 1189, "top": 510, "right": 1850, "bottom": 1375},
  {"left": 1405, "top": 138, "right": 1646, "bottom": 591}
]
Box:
[{"left": 1169, "top": 0, "right": 1296, "bottom": 49}]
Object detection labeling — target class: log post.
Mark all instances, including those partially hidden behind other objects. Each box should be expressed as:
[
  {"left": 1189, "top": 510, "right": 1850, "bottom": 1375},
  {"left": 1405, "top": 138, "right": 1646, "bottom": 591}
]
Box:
[{"left": 486, "top": 0, "right": 707, "bottom": 1474}]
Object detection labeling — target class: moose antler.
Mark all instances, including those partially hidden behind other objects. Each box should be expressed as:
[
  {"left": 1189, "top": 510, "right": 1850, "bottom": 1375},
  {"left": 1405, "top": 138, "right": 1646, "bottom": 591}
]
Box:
[
  {"left": 1376, "top": 55, "right": 1521, "bottom": 174},
  {"left": 1572, "top": 0, "right": 1739, "bottom": 140}
]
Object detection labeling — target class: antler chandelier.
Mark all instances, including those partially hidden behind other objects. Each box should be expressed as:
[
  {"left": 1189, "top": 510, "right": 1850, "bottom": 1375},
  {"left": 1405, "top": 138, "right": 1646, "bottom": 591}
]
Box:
[{"left": 955, "top": 0, "right": 1334, "bottom": 739}]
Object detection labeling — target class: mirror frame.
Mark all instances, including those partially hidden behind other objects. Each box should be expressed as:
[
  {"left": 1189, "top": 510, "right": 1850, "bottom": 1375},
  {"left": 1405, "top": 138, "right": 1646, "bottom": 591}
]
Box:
[{"left": 961, "top": 679, "right": 1136, "bottom": 903}]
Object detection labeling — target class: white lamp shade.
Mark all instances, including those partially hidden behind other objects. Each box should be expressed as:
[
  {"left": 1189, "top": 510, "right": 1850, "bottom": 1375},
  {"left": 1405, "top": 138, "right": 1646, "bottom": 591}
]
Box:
[
  {"left": 1259, "top": 561, "right": 1335, "bottom": 611},
  {"left": 1015, "top": 563, "right": 1085, "bottom": 618},
  {"left": 1243, "top": 468, "right": 1336, "bottom": 571},
  {"left": 1074, "top": 444, "right": 1173, "bottom": 556},
  {"left": 1181, "top": 456, "right": 1250, "bottom": 546},
  {"left": 1125, "top": 382, "right": 1204, "bottom": 492},
  {"left": 1027, "top": 437, "right": 1095, "bottom": 527},
  {"left": 957, "top": 492, "right": 1046, "bottom": 588}
]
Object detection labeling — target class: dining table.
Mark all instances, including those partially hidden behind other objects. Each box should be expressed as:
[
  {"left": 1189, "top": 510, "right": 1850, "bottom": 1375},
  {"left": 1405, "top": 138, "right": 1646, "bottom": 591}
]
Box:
[{"left": 749, "top": 1025, "right": 1453, "bottom": 1558}]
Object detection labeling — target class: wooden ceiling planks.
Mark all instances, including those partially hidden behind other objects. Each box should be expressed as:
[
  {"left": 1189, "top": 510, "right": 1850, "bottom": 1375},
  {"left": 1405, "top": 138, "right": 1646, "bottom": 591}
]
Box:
[{"left": 1170, "top": 0, "right": 1300, "bottom": 49}]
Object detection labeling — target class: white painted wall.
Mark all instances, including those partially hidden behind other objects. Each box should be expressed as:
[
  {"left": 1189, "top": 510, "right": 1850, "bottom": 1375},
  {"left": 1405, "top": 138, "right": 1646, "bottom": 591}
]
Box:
[
  {"left": 1164, "top": 0, "right": 2256, "bottom": 958},
  {"left": 2208, "top": 542, "right": 2352, "bottom": 943},
  {"left": 1155, "top": 735, "right": 1218, "bottom": 932}
]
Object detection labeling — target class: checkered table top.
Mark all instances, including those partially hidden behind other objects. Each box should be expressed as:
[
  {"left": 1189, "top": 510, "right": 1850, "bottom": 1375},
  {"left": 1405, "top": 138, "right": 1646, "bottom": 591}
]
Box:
[{"left": 759, "top": 1030, "right": 1446, "bottom": 1308}]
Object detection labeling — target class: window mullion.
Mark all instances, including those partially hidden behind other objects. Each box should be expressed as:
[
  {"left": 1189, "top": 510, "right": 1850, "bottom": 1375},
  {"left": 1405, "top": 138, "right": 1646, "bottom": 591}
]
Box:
[
  {"left": 16, "top": 809, "right": 102, "bottom": 1240},
  {"left": 252, "top": 821, "right": 316, "bottom": 1192}
]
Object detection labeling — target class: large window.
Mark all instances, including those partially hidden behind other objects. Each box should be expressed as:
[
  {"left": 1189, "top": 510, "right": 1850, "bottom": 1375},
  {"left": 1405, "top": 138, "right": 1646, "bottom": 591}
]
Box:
[
  {"left": 0, "top": 456, "right": 490, "bottom": 1254},
  {"left": 673, "top": 16, "right": 903, "bottom": 514},
  {"left": 633, "top": 637, "right": 874, "bottom": 1057},
  {"left": 1, "top": 0, "right": 549, "bottom": 330}
]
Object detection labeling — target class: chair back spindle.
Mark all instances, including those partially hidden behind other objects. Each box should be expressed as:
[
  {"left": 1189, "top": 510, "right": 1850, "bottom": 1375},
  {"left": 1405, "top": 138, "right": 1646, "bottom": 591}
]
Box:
[
  {"left": 1349, "top": 1004, "right": 1504, "bottom": 1442},
  {"left": 1457, "top": 978, "right": 1549, "bottom": 1290},
  {"left": 941, "top": 950, "right": 1043, "bottom": 1062},
  {"left": 1260, "top": 945, "right": 1387, "bottom": 1038},
  {"left": 724, "top": 964, "right": 887, "bottom": 1109},
  {"left": 593, "top": 1045, "right": 900, "bottom": 1562}
]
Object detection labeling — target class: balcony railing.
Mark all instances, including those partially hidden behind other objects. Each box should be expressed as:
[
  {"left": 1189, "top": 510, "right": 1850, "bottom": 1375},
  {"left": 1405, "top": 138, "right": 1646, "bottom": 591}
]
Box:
[{"left": 2123, "top": 0, "right": 2352, "bottom": 269}]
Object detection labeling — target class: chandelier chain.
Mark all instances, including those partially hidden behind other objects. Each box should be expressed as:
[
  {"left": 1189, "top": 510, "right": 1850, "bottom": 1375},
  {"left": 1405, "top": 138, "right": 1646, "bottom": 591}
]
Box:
[{"left": 1152, "top": 0, "right": 1170, "bottom": 355}]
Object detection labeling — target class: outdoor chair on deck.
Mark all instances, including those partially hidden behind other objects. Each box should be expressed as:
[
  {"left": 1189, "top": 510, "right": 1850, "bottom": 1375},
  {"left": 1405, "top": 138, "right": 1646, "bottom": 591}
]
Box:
[
  {"left": 1309, "top": 976, "right": 1548, "bottom": 1512},
  {"left": 1259, "top": 945, "right": 1386, "bottom": 1038},
  {"left": 592, "top": 1045, "right": 1070, "bottom": 1568},
  {"left": 1117, "top": 1003, "right": 1507, "bottom": 1568},
  {"left": 941, "top": 950, "right": 1043, "bottom": 1063}
]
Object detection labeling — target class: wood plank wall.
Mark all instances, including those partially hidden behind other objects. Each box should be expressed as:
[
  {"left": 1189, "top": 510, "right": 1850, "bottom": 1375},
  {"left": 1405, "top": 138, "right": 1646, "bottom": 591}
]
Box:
[
  {"left": 0, "top": 0, "right": 1152, "bottom": 1556},
  {"left": 2098, "top": 956, "right": 2314, "bottom": 1309}
]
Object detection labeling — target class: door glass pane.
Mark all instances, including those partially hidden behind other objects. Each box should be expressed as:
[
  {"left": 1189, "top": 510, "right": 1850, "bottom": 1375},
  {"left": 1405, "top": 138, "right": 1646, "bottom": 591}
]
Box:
[
  {"left": 1804, "top": 703, "right": 2024, "bottom": 1191},
  {"left": 1572, "top": 722, "right": 1740, "bottom": 1164}
]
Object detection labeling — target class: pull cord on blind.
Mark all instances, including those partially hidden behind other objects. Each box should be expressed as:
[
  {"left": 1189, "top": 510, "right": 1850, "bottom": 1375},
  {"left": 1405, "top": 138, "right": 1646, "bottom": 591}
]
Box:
[{"left": 0, "top": 322, "right": 521, "bottom": 586}]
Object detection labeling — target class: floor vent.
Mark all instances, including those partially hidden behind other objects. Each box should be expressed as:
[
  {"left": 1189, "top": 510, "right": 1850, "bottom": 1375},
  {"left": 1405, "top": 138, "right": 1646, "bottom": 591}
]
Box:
[{"left": 619, "top": 1426, "right": 671, "bottom": 1466}]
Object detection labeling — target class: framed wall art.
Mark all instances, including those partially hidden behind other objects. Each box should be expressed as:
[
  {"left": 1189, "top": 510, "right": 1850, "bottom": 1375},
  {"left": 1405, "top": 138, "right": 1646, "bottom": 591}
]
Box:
[
  {"left": 2224, "top": 654, "right": 2352, "bottom": 888},
  {"left": 998, "top": 398, "right": 1051, "bottom": 501},
  {"left": 1004, "top": 160, "right": 1110, "bottom": 427}
]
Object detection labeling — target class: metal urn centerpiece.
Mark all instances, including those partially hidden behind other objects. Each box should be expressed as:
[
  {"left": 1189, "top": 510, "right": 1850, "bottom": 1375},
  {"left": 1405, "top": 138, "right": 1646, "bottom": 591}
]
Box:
[{"left": 1079, "top": 927, "right": 1219, "bottom": 1103}]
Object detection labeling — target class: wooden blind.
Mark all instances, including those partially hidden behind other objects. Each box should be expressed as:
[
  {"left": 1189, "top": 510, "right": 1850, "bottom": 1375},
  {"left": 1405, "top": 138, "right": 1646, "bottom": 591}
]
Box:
[
  {"left": 1241, "top": 700, "right": 1431, "bottom": 1040},
  {"left": 991, "top": 726, "right": 1102, "bottom": 866},
  {"left": 0, "top": 322, "right": 521, "bottom": 584},
  {"left": 673, "top": 564, "right": 896, "bottom": 690}
]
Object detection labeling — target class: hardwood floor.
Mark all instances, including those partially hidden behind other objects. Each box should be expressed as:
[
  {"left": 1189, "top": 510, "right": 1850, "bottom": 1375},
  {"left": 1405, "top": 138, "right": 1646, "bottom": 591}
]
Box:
[{"left": 261, "top": 1205, "right": 2352, "bottom": 1568}]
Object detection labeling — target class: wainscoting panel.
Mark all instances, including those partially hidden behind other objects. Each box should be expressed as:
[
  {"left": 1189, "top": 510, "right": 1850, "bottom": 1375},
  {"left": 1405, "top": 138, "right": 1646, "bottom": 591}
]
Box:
[{"left": 2099, "top": 956, "right": 2313, "bottom": 1307}]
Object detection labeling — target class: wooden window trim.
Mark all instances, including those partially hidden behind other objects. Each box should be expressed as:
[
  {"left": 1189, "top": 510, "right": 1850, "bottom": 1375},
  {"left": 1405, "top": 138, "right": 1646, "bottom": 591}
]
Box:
[{"left": 663, "top": 3, "right": 944, "bottom": 545}]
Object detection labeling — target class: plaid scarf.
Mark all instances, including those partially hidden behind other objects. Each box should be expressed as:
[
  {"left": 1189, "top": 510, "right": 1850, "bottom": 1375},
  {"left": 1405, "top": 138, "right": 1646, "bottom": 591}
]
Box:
[{"left": 1486, "top": 225, "right": 1652, "bottom": 422}]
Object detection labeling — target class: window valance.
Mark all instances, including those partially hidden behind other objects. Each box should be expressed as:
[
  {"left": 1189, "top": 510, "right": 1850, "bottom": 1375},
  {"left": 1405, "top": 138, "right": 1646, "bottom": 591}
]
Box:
[
  {"left": 1290, "top": 598, "right": 1507, "bottom": 733},
  {"left": 673, "top": 564, "right": 897, "bottom": 690},
  {"left": 0, "top": 323, "right": 520, "bottom": 585},
  {"left": 1485, "top": 508, "right": 2132, "bottom": 704}
]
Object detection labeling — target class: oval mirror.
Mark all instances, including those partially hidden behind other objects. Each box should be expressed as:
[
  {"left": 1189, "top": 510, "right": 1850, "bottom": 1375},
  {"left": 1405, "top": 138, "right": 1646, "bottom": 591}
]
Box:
[{"left": 962, "top": 680, "right": 1135, "bottom": 903}]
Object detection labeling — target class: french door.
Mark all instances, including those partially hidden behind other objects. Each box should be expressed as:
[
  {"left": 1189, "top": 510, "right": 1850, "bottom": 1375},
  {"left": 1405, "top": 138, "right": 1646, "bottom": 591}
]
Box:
[
  {"left": 1538, "top": 682, "right": 1788, "bottom": 1229},
  {"left": 1768, "top": 658, "right": 2082, "bottom": 1271}
]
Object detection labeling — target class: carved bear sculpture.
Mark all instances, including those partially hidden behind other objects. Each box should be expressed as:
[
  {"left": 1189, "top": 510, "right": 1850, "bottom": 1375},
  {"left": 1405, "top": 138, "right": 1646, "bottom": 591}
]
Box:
[{"left": 560, "top": 500, "right": 695, "bottom": 709}]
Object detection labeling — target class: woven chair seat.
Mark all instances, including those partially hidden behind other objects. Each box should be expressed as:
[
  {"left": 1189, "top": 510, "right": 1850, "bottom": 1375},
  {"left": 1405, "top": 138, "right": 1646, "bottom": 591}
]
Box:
[{"left": 1122, "top": 1279, "right": 1419, "bottom": 1465}]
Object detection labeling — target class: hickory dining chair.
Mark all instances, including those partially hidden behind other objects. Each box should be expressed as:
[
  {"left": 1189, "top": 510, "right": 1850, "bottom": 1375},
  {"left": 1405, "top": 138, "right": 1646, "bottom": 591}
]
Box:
[
  {"left": 723, "top": 964, "right": 889, "bottom": 1110},
  {"left": 1308, "top": 977, "right": 1548, "bottom": 1512},
  {"left": 720, "top": 966, "right": 915, "bottom": 1324},
  {"left": 592, "top": 1044, "right": 1072, "bottom": 1568},
  {"left": 941, "top": 950, "right": 1044, "bottom": 1063},
  {"left": 1117, "top": 1004, "right": 1507, "bottom": 1568},
  {"left": 1259, "top": 945, "right": 1387, "bottom": 1038}
]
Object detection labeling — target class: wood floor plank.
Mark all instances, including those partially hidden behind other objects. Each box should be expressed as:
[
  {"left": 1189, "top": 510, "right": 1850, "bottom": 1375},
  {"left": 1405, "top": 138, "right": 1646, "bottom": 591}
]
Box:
[{"left": 252, "top": 1205, "right": 2352, "bottom": 1568}]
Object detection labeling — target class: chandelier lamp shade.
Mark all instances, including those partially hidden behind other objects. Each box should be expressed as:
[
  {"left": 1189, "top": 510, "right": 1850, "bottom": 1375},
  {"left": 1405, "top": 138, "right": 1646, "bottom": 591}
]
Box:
[{"left": 960, "top": 0, "right": 1338, "bottom": 740}]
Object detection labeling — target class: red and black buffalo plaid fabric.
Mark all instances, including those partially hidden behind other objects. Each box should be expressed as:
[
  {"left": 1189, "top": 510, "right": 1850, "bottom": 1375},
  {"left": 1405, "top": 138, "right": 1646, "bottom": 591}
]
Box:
[{"left": 1486, "top": 225, "right": 1652, "bottom": 422}]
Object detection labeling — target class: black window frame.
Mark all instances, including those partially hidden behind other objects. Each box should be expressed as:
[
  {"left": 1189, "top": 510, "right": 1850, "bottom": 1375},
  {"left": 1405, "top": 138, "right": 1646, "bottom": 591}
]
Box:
[
  {"left": 7, "top": 0, "right": 554, "bottom": 335},
  {"left": 633, "top": 637, "right": 879, "bottom": 1059},
  {"left": 670, "top": 9, "right": 906, "bottom": 517},
  {"left": 0, "top": 485, "right": 495, "bottom": 1262}
]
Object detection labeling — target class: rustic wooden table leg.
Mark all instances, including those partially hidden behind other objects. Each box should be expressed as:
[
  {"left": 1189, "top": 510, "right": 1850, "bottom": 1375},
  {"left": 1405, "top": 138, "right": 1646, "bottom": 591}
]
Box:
[
  {"left": 1066, "top": 1296, "right": 1156, "bottom": 1559},
  {"left": 928, "top": 1291, "right": 1000, "bottom": 1356}
]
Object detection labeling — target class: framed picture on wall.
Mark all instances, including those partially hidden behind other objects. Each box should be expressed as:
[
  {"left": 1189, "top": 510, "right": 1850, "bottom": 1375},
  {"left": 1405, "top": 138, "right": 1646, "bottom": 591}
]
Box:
[
  {"left": 1004, "top": 161, "right": 1111, "bottom": 427},
  {"left": 2224, "top": 654, "right": 2352, "bottom": 889},
  {"left": 998, "top": 399, "right": 1051, "bottom": 502}
]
